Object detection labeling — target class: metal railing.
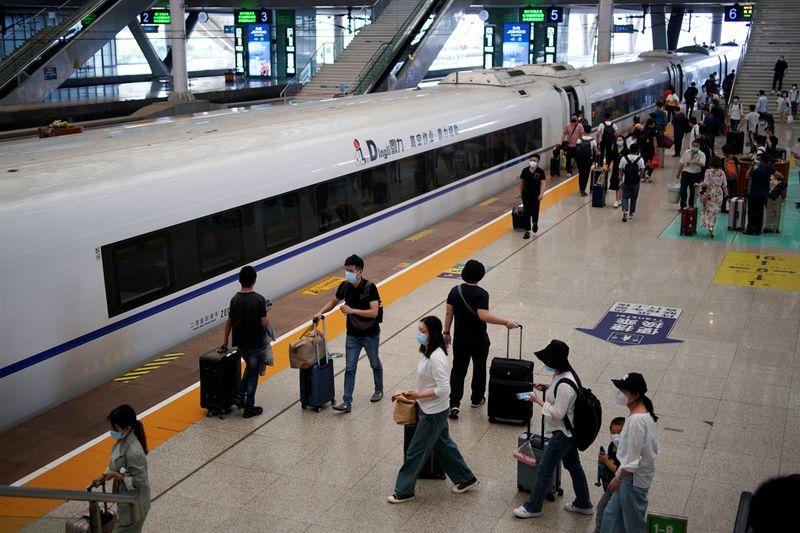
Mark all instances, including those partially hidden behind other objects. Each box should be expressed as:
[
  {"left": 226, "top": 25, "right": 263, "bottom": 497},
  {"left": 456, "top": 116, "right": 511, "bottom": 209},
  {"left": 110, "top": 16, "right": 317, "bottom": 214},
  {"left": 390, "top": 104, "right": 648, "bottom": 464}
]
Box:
[
  {"left": 281, "top": 35, "right": 349, "bottom": 101},
  {"left": 727, "top": 14, "right": 754, "bottom": 105},
  {"left": 348, "top": 0, "right": 438, "bottom": 95},
  {"left": 0, "top": 484, "right": 139, "bottom": 533}
]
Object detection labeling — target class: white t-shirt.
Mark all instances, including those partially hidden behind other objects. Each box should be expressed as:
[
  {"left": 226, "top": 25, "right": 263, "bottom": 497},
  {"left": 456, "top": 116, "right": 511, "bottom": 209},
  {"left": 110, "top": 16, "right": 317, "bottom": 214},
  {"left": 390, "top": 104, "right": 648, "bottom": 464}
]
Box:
[
  {"left": 597, "top": 121, "right": 618, "bottom": 143},
  {"left": 616, "top": 412, "right": 659, "bottom": 489},
  {"left": 415, "top": 347, "right": 450, "bottom": 414},
  {"left": 540, "top": 371, "right": 578, "bottom": 438},
  {"left": 666, "top": 93, "right": 680, "bottom": 108},
  {"left": 619, "top": 154, "right": 645, "bottom": 173},
  {"left": 745, "top": 111, "right": 760, "bottom": 134},
  {"left": 729, "top": 102, "right": 742, "bottom": 120},
  {"left": 690, "top": 124, "right": 701, "bottom": 143},
  {"left": 680, "top": 149, "right": 706, "bottom": 174}
]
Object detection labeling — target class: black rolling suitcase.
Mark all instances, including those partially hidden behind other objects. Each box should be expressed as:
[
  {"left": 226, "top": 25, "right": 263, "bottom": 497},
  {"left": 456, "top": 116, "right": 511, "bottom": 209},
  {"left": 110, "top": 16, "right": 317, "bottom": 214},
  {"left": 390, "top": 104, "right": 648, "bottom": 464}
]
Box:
[
  {"left": 591, "top": 168, "right": 606, "bottom": 207},
  {"left": 511, "top": 204, "right": 526, "bottom": 230},
  {"left": 488, "top": 327, "right": 534, "bottom": 425},
  {"left": 200, "top": 347, "right": 242, "bottom": 418},
  {"left": 516, "top": 394, "right": 564, "bottom": 499},
  {"left": 299, "top": 317, "right": 336, "bottom": 411},
  {"left": 404, "top": 424, "right": 446, "bottom": 479},
  {"left": 726, "top": 130, "right": 745, "bottom": 155},
  {"left": 550, "top": 148, "right": 561, "bottom": 177}
]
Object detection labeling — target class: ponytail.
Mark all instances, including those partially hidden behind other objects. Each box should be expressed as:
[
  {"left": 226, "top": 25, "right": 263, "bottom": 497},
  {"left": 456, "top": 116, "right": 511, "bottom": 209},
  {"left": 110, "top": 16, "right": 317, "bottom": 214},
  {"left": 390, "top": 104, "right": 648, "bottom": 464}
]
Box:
[
  {"left": 134, "top": 420, "right": 148, "bottom": 455},
  {"left": 641, "top": 394, "right": 658, "bottom": 422}
]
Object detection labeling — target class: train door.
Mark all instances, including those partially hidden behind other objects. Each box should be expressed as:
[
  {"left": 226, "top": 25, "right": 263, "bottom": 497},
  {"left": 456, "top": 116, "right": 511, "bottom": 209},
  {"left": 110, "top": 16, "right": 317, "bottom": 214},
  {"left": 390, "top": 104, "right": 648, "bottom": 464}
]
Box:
[
  {"left": 674, "top": 63, "right": 685, "bottom": 95},
  {"left": 667, "top": 63, "right": 680, "bottom": 93},
  {"left": 563, "top": 86, "right": 580, "bottom": 117}
]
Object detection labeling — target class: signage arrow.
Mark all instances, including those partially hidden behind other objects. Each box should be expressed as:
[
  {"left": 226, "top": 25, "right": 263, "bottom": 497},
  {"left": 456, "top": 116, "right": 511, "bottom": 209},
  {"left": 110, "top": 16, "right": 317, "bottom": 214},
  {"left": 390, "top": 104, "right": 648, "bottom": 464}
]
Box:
[
  {"left": 576, "top": 302, "right": 684, "bottom": 347},
  {"left": 576, "top": 326, "right": 682, "bottom": 346}
]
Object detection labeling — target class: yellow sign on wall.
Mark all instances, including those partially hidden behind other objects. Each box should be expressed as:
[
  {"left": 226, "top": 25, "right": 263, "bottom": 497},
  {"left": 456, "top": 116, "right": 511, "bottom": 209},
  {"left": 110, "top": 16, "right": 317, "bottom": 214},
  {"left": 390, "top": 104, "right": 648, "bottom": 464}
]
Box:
[{"left": 714, "top": 253, "right": 800, "bottom": 291}]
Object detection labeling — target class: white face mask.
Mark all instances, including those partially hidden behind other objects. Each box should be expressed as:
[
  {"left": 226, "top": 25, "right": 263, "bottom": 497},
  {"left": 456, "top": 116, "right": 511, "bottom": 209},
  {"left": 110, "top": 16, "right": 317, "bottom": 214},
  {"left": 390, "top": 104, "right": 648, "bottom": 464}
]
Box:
[
  {"left": 611, "top": 434, "right": 621, "bottom": 446},
  {"left": 615, "top": 390, "right": 629, "bottom": 406},
  {"left": 529, "top": 161, "right": 538, "bottom": 169}
]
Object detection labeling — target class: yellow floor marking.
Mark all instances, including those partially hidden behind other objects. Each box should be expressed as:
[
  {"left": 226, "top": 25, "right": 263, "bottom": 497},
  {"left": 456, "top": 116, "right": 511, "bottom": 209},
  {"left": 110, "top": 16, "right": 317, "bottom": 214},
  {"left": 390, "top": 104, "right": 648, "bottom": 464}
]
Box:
[
  {"left": 479, "top": 197, "right": 499, "bottom": 206},
  {"left": 300, "top": 276, "right": 345, "bottom": 295},
  {"left": 2, "top": 176, "right": 578, "bottom": 524},
  {"left": 714, "top": 252, "right": 800, "bottom": 291},
  {"left": 406, "top": 229, "right": 433, "bottom": 241}
]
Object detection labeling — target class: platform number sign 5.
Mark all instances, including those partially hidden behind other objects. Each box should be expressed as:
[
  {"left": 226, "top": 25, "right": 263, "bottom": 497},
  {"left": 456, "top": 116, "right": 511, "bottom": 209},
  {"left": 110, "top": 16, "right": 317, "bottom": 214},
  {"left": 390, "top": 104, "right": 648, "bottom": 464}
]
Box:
[{"left": 547, "top": 6, "right": 563, "bottom": 23}]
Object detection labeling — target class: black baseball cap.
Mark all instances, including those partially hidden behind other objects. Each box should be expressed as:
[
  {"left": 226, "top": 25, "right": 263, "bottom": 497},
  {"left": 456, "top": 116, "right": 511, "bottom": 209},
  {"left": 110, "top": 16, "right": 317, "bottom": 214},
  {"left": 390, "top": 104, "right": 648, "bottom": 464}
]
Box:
[
  {"left": 534, "top": 340, "right": 570, "bottom": 372},
  {"left": 611, "top": 373, "right": 648, "bottom": 395}
]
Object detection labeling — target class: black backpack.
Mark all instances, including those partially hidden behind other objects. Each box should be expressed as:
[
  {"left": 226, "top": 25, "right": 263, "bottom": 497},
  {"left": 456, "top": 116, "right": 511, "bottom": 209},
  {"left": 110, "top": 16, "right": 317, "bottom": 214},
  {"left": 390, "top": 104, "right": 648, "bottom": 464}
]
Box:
[
  {"left": 623, "top": 155, "right": 642, "bottom": 184},
  {"left": 576, "top": 139, "right": 593, "bottom": 162},
  {"left": 601, "top": 122, "right": 615, "bottom": 147},
  {"left": 553, "top": 378, "right": 603, "bottom": 451}
]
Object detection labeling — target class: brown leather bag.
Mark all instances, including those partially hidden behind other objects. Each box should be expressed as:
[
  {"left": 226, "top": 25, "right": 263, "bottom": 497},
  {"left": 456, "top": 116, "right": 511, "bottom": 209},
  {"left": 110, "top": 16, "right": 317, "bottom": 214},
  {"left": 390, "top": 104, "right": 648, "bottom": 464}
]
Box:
[{"left": 392, "top": 392, "right": 418, "bottom": 425}]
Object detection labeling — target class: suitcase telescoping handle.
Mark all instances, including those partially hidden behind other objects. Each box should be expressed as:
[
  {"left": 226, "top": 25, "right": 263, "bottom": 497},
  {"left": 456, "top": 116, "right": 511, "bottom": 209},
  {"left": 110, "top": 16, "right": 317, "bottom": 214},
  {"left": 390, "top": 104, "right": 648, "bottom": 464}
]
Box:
[
  {"left": 311, "top": 315, "right": 328, "bottom": 367},
  {"left": 506, "top": 324, "right": 523, "bottom": 360},
  {"left": 525, "top": 388, "right": 547, "bottom": 448}
]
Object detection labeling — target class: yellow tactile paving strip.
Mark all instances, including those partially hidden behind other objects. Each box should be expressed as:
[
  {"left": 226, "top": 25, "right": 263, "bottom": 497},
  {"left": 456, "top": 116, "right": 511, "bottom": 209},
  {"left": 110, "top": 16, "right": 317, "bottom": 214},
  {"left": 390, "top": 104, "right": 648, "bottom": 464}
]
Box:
[{"left": 0, "top": 177, "right": 577, "bottom": 526}]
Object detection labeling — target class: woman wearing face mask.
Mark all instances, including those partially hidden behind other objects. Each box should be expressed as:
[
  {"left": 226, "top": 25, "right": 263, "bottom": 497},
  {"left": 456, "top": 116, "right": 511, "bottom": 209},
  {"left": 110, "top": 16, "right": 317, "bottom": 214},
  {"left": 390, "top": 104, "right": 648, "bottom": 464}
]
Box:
[
  {"left": 518, "top": 153, "right": 547, "bottom": 238},
  {"left": 789, "top": 84, "right": 799, "bottom": 118},
  {"left": 601, "top": 373, "right": 659, "bottom": 533},
  {"left": 513, "top": 340, "right": 593, "bottom": 520},
  {"left": 93, "top": 404, "right": 150, "bottom": 532},
  {"left": 388, "top": 316, "right": 479, "bottom": 503},
  {"left": 609, "top": 135, "right": 627, "bottom": 208},
  {"left": 777, "top": 91, "right": 790, "bottom": 123},
  {"left": 728, "top": 95, "right": 742, "bottom": 132}
]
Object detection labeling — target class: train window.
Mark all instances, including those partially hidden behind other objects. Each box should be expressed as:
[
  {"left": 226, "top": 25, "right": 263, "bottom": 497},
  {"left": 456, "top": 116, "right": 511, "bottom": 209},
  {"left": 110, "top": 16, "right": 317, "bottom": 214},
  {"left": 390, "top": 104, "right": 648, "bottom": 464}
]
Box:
[
  {"left": 485, "top": 129, "right": 507, "bottom": 167},
  {"left": 316, "top": 177, "right": 356, "bottom": 233},
  {"left": 196, "top": 209, "right": 244, "bottom": 276},
  {"left": 397, "top": 153, "right": 429, "bottom": 201},
  {"left": 111, "top": 235, "right": 172, "bottom": 306},
  {"left": 351, "top": 163, "right": 393, "bottom": 215},
  {"left": 435, "top": 142, "right": 462, "bottom": 186},
  {"left": 262, "top": 192, "right": 301, "bottom": 254},
  {"left": 462, "top": 135, "right": 487, "bottom": 174}
]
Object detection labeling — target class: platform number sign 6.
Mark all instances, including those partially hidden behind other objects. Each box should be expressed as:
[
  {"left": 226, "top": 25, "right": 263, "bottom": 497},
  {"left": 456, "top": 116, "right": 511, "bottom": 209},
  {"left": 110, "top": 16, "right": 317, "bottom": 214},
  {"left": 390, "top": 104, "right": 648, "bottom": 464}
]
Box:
[{"left": 728, "top": 6, "right": 739, "bottom": 21}]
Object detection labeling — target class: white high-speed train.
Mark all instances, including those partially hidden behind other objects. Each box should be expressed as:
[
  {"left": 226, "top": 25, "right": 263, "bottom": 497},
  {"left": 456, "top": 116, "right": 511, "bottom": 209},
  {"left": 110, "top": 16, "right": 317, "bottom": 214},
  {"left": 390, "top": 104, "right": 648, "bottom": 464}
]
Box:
[{"left": 0, "top": 47, "right": 740, "bottom": 431}]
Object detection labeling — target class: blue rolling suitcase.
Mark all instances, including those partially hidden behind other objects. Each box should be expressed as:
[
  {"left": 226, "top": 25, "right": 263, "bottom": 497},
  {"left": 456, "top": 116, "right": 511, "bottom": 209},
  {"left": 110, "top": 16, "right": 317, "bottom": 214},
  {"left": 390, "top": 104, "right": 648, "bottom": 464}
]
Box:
[{"left": 299, "top": 317, "right": 335, "bottom": 412}]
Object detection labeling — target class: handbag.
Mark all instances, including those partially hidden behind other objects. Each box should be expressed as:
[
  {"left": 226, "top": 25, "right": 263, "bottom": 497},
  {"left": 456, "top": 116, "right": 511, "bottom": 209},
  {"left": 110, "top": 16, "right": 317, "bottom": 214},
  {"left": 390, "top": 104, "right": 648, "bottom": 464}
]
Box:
[
  {"left": 649, "top": 153, "right": 660, "bottom": 170},
  {"left": 392, "top": 392, "right": 418, "bottom": 425},
  {"left": 288, "top": 321, "right": 326, "bottom": 369},
  {"left": 512, "top": 437, "right": 537, "bottom": 466},
  {"left": 658, "top": 134, "right": 674, "bottom": 149}
]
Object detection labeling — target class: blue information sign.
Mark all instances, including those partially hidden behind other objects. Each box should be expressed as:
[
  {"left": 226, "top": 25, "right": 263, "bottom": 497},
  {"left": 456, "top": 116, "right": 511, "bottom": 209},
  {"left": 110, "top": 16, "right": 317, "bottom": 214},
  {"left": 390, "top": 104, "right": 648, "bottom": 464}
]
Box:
[
  {"left": 502, "top": 23, "right": 530, "bottom": 67},
  {"left": 44, "top": 67, "right": 57, "bottom": 80},
  {"left": 576, "top": 302, "right": 683, "bottom": 346},
  {"left": 224, "top": 25, "right": 235, "bottom": 34}
]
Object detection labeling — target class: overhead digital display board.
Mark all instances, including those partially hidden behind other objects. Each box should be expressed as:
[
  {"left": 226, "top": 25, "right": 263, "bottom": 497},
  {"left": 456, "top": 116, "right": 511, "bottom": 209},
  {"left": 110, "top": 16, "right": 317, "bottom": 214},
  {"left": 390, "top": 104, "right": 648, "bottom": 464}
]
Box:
[
  {"left": 139, "top": 10, "right": 171, "bottom": 25},
  {"left": 724, "top": 4, "right": 753, "bottom": 22},
  {"left": 235, "top": 9, "right": 270, "bottom": 25},
  {"left": 521, "top": 6, "right": 563, "bottom": 24}
]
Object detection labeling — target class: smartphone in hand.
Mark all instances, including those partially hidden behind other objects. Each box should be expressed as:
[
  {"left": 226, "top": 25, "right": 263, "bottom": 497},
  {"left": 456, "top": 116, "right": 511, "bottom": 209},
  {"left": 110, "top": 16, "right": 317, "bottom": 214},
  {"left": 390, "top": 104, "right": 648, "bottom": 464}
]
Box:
[{"left": 517, "top": 391, "right": 532, "bottom": 400}]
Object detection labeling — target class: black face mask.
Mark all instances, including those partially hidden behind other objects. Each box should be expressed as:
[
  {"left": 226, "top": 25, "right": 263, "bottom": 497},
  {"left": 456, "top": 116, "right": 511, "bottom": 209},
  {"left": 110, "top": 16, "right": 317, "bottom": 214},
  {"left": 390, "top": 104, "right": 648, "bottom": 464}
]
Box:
[{"left": 571, "top": 119, "right": 577, "bottom": 124}]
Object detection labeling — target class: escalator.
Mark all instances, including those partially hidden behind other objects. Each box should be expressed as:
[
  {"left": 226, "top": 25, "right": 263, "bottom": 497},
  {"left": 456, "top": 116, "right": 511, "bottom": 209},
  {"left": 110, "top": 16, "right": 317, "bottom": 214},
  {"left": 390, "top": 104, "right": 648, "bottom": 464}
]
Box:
[{"left": 0, "top": 0, "right": 157, "bottom": 105}]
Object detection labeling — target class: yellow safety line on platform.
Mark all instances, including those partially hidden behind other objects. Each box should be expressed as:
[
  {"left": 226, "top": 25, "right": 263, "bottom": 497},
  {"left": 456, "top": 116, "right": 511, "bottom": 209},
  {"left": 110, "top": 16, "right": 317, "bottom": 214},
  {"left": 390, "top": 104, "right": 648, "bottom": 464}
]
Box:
[
  {"left": 111, "top": 353, "right": 185, "bottom": 383},
  {"left": 478, "top": 197, "right": 499, "bottom": 206},
  {"left": 1, "top": 176, "right": 578, "bottom": 525}
]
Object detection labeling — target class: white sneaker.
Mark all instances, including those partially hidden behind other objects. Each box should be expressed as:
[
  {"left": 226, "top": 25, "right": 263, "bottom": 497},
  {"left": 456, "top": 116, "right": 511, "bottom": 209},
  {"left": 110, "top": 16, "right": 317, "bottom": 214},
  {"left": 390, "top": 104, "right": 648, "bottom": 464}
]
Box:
[
  {"left": 629, "top": 213, "right": 635, "bottom": 219},
  {"left": 613, "top": 201, "right": 619, "bottom": 208},
  {"left": 565, "top": 502, "right": 594, "bottom": 515},
  {"left": 513, "top": 505, "right": 543, "bottom": 518}
]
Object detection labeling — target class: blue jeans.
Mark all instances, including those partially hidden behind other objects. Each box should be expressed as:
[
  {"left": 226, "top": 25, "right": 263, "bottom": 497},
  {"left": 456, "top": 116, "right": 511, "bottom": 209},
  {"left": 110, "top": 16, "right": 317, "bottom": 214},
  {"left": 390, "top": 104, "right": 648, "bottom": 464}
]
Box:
[
  {"left": 621, "top": 183, "right": 640, "bottom": 214},
  {"left": 600, "top": 476, "right": 649, "bottom": 533},
  {"left": 522, "top": 430, "right": 592, "bottom": 513},
  {"left": 394, "top": 409, "right": 474, "bottom": 497},
  {"left": 343, "top": 333, "right": 382, "bottom": 404},
  {"left": 238, "top": 348, "right": 263, "bottom": 409}
]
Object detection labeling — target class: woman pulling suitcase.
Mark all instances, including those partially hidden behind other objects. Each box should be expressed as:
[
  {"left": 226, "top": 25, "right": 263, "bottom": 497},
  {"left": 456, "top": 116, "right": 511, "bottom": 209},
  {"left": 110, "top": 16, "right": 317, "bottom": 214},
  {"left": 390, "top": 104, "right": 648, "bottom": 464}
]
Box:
[{"left": 388, "top": 316, "right": 479, "bottom": 503}]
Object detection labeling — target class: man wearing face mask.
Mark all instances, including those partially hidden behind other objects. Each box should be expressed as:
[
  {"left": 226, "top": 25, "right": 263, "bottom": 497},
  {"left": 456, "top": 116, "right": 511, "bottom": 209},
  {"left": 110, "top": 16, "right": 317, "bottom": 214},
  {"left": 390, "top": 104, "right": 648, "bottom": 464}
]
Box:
[
  {"left": 790, "top": 84, "right": 799, "bottom": 118},
  {"left": 561, "top": 114, "right": 584, "bottom": 175},
  {"left": 728, "top": 95, "right": 742, "bottom": 132},
  {"left": 518, "top": 154, "right": 547, "bottom": 238},
  {"left": 670, "top": 107, "right": 690, "bottom": 157},
  {"left": 513, "top": 340, "right": 593, "bottom": 520},
  {"left": 675, "top": 140, "right": 707, "bottom": 209},
  {"left": 315, "top": 254, "right": 383, "bottom": 412},
  {"left": 772, "top": 56, "right": 788, "bottom": 93}
]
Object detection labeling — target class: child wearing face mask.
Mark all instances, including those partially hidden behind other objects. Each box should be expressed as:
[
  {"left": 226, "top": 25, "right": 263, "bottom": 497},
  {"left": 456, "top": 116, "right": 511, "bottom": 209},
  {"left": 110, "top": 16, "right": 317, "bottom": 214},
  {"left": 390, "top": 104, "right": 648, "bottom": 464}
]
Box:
[{"left": 594, "top": 417, "right": 625, "bottom": 533}]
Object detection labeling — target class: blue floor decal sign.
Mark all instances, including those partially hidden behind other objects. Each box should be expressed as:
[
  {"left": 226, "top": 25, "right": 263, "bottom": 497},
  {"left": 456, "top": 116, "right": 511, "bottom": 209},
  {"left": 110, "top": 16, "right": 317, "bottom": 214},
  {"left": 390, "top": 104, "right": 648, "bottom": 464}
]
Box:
[{"left": 577, "top": 302, "right": 683, "bottom": 346}]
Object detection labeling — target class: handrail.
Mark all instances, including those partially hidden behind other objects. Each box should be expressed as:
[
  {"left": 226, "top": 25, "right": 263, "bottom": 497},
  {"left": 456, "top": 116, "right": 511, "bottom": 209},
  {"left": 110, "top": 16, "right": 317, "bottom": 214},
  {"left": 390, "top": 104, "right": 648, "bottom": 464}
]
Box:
[
  {"left": 349, "top": 0, "right": 437, "bottom": 95},
  {"left": 732, "top": 491, "right": 752, "bottom": 533},
  {"left": 0, "top": 0, "right": 79, "bottom": 63},
  {"left": 0, "top": 484, "right": 140, "bottom": 524},
  {"left": 0, "top": 0, "right": 140, "bottom": 98},
  {"left": 727, "top": 13, "right": 754, "bottom": 105}
]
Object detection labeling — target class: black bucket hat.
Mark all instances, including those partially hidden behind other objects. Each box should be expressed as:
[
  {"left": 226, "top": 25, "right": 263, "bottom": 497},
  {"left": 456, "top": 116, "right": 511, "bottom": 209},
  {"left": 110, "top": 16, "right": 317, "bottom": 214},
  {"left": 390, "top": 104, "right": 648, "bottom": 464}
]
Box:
[
  {"left": 461, "top": 259, "right": 486, "bottom": 284},
  {"left": 534, "top": 340, "right": 570, "bottom": 372},
  {"left": 611, "top": 372, "right": 648, "bottom": 395}
]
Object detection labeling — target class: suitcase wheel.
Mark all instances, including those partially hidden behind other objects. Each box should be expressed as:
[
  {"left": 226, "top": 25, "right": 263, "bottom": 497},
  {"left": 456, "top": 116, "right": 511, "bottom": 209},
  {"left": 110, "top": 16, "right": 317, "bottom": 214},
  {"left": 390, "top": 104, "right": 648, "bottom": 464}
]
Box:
[
  {"left": 332, "top": 399, "right": 336, "bottom": 405},
  {"left": 314, "top": 407, "right": 322, "bottom": 413},
  {"left": 489, "top": 417, "right": 496, "bottom": 423},
  {"left": 558, "top": 488, "right": 564, "bottom": 495},
  {"left": 300, "top": 404, "right": 307, "bottom": 410},
  {"left": 546, "top": 494, "right": 555, "bottom": 502},
  {"left": 517, "top": 484, "right": 525, "bottom": 492}
]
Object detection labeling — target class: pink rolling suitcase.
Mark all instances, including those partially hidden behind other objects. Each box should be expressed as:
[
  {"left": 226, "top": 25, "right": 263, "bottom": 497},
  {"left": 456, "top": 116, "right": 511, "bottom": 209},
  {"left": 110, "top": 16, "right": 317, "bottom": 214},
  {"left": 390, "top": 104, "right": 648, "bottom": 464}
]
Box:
[{"left": 728, "top": 197, "right": 747, "bottom": 231}]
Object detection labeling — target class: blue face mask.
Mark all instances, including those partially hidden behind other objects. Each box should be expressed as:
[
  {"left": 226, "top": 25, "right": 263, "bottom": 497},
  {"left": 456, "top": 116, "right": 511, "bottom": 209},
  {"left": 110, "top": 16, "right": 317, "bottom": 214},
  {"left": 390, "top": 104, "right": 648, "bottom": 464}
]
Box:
[
  {"left": 110, "top": 430, "right": 125, "bottom": 440},
  {"left": 344, "top": 271, "right": 358, "bottom": 284},
  {"left": 416, "top": 332, "right": 428, "bottom": 345},
  {"left": 692, "top": 147, "right": 699, "bottom": 153},
  {"left": 543, "top": 364, "right": 556, "bottom": 373}
]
